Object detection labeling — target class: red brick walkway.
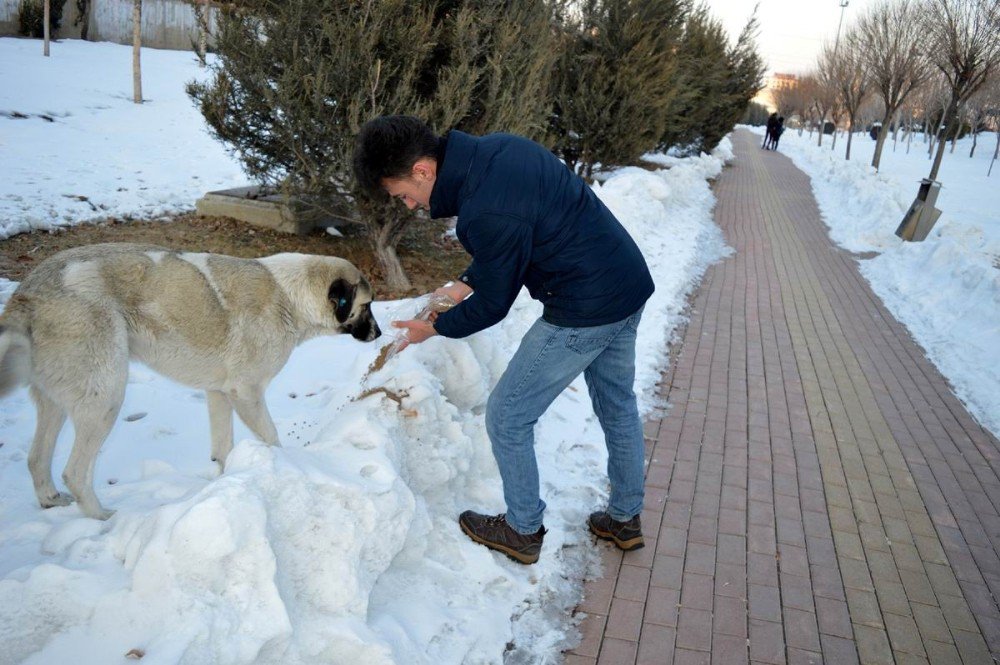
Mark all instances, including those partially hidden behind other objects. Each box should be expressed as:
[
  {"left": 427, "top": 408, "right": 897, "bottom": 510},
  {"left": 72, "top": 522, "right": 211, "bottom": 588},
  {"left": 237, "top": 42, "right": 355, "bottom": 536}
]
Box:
[{"left": 566, "top": 130, "right": 1000, "bottom": 664}]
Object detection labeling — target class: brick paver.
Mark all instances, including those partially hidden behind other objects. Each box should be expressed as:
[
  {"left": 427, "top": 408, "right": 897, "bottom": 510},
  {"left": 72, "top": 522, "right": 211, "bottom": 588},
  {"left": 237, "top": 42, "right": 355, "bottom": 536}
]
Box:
[{"left": 568, "top": 130, "right": 1000, "bottom": 664}]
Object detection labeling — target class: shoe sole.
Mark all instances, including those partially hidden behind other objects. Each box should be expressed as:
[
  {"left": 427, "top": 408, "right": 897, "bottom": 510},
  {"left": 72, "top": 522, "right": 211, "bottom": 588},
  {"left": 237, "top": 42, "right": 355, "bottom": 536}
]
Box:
[
  {"left": 588, "top": 522, "right": 645, "bottom": 551},
  {"left": 459, "top": 517, "right": 540, "bottom": 565}
]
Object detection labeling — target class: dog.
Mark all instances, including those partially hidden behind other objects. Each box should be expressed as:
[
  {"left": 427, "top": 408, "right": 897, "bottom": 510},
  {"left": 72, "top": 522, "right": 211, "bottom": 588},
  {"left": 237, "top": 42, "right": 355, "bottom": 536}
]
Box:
[{"left": 0, "top": 243, "right": 381, "bottom": 519}]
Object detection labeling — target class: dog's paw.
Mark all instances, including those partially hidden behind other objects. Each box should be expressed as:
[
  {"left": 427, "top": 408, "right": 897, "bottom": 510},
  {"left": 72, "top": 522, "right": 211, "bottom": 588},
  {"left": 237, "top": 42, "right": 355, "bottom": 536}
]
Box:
[
  {"left": 39, "top": 492, "right": 74, "bottom": 508},
  {"left": 88, "top": 508, "right": 116, "bottom": 521}
]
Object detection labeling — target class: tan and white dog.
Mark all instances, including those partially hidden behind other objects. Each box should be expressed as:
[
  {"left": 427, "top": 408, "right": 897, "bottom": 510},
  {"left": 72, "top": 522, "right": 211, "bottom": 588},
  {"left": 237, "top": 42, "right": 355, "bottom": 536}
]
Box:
[{"left": 0, "top": 243, "right": 381, "bottom": 519}]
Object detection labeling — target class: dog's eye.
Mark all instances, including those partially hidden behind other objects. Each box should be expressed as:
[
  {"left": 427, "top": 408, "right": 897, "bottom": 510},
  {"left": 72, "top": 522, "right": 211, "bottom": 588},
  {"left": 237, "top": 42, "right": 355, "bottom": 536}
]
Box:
[{"left": 338, "top": 298, "right": 348, "bottom": 308}]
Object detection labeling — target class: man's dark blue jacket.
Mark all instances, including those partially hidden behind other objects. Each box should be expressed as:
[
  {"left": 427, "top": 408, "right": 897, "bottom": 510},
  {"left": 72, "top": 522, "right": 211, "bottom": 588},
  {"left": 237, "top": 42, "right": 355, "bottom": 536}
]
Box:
[{"left": 431, "top": 130, "right": 654, "bottom": 339}]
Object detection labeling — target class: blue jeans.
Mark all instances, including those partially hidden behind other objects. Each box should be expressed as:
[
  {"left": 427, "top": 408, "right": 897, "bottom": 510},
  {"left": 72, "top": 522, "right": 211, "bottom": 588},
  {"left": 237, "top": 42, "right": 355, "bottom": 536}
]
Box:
[{"left": 485, "top": 307, "right": 645, "bottom": 534}]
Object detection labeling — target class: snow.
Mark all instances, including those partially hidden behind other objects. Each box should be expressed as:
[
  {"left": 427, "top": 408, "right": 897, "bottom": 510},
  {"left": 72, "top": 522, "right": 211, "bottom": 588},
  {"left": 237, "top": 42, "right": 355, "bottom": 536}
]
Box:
[
  {"left": 0, "top": 37, "right": 245, "bottom": 236},
  {"left": 0, "top": 39, "right": 732, "bottom": 664},
  {"left": 743, "top": 124, "right": 1000, "bottom": 437}
]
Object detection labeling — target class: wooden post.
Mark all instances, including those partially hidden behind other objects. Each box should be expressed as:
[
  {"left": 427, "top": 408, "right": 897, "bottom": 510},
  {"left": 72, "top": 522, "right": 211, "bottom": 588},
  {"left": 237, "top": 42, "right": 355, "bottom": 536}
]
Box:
[
  {"left": 43, "top": 0, "right": 50, "bottom": 56},
  {"left": 132, "top": 0, "right": 143, "bottom": 103}
]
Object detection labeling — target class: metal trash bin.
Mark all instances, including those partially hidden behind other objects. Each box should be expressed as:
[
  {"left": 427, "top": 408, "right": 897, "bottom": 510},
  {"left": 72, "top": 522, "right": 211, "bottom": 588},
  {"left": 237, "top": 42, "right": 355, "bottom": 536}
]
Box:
[{"left": 895, "top": 179, "right": 942, "bottom": 242}]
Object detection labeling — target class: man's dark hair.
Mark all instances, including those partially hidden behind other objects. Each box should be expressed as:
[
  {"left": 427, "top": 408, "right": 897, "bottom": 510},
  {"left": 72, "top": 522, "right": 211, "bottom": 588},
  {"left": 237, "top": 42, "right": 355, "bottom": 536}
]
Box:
[{"left": 353, "top": 115, "right": 440, "bottom": 197}]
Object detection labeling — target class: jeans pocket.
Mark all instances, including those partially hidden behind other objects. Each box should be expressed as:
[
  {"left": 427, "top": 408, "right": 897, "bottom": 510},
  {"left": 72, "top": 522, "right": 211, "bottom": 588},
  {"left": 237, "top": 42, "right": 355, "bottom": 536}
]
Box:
[
  {"left": 626, "top": 306, "right": 645, "bottom": 333},
  {"left": 566, "top": 330, "right": 611, "bottom": 354}
]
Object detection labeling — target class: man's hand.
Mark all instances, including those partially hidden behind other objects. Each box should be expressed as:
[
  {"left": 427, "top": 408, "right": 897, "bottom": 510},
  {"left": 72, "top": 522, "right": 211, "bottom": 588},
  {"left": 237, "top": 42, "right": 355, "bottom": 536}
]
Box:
[
  {"left": 434, "top": 280, "right": 473, "bottom": 303},
  {"left": 391, "top": 318, "right": 438, "bottom": 352}
]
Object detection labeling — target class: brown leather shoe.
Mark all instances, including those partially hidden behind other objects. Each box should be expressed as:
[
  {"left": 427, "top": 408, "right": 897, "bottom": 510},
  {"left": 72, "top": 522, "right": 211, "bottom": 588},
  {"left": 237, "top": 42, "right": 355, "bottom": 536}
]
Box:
[
  {"left": 588, "top": 511, "right": 644, "bottom": 551},
  {"left": 458, "top": 511, "right": 545, "bottom": 564}
]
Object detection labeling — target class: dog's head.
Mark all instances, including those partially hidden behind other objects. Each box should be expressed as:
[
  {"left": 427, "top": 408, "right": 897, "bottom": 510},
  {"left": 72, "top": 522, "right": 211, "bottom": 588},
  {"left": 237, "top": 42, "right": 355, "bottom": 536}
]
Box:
[
  {"left": 327, "top": 273, "right": 381, "bottom": 342},
  {"left": 261, "top": 254, "right": 382, "bottom": 342}
]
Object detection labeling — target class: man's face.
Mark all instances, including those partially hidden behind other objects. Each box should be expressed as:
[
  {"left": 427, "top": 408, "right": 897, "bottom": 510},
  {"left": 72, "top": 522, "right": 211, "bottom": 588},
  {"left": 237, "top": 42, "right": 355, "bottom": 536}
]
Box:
[{"left": 382, "top": 158, "right": 436, "bottom": 211}]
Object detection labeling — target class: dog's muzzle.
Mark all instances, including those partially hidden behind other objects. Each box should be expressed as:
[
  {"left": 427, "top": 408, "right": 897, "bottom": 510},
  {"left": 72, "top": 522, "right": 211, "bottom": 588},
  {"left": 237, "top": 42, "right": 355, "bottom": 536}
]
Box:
[{"left": 347, "top": 312, "right": 381, "bottom": 342}]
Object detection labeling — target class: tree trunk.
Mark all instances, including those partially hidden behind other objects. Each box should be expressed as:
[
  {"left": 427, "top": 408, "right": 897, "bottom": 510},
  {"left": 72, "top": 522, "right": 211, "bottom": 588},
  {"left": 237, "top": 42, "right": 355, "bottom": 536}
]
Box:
[
  {"left": 817, "top": 112, "right": 824, "bottom": 147},
  {"left": 906, "top": 120, "right": 913, "bottom": 154},
  {"left": 845, "top": 119, "right": 854, "bottom": 161},
  {"left": 43, "top": 0, "right": 50, "bottom": 56},
  {"left": 832, "top": 127, "right": 838, "bottom": 150},
  {"left": 359, "top": 199, "right": 413, "bottom": 293},
  {"left": 375, "top": 239, "right": 412, "bottom": 292},
  {"left": 132, "top": 1, "right": 142, "bottom": 103},
  {"left": 988, "top": 129, "right": 998, "bottom": 177},
  {"left": 929, "top": 97, "right": 959, "bottom": 182},
  {"left": 194, "top": 1, "right": 208, "bottom": 67},
  {"left": 970, "top": 130, "right": 978, "bottom": 158},
  {"left": 871, "top": 110, "right": 892, "bottom": 171},
  {"left": 80, "top": 0, "right": 90, "bottom": 40}
]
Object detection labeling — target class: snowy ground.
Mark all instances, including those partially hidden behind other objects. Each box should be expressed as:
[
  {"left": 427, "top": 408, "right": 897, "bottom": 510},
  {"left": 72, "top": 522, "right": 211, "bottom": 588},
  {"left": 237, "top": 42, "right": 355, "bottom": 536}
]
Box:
[
  {"left": 0, "top": 39, "right": 733, "bottom": 664},
  {"left": 0, "top": 37, "right": 245, "bottom": 236},
  {"left": 745, "top": 124, "right": 1000, "bottom": 437}
]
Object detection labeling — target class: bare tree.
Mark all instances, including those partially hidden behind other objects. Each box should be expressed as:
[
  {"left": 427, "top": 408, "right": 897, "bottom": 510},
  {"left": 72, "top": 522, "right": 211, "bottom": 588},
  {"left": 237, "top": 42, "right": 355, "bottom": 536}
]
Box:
[
  {"left": 43, "top": 0, "right": 50, "bottom": 56},
  {"left": 975, "top": 75, "right": 1000, "bottom": 172},
  {"left": 855, "top": 0, "right": 934, "bottom": 170},
  {"left": 824, "top": 33, "right": 872, "bottom": 160},
  {"left": 859, "top": 96, "right": 887, "bottom": 129},
  {"left": 922, "top": 0, "right": 1000, "bottom": 180},
  {"left": 897, "top": 95, "right": 921, "bottom": 152},
  {"left": 770, "top": 80, "right": 801, "bottom": 118},
  {"left": 802, "top": 68, "right": 837, "bottom": 146},
  {"left": 76, "top": 0, "right": 92, "bottom": 41},
  {"left": 915, "top": 75, "right": 951, "bottom": 153},
  {"left": 963, "top": 73, "right": 998, "bottom": 156},
  {"left": 132, "top": 0, "right": 143, "bottom": 103}
]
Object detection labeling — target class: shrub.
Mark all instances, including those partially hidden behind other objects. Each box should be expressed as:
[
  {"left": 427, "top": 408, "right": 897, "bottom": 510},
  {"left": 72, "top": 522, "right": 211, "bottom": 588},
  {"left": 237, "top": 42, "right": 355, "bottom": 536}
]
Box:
[
  {"left": 549, "top": 0, "right": 686, "bottom": 178},
  {"left": 188, "top": 0, "right": 555, "bottom": 291},
  {"left": 661, "top": 5, "right": 766, "bottom": 155},
  {"left": 17, "top": 0, "right": 67, "bottom": 38}
]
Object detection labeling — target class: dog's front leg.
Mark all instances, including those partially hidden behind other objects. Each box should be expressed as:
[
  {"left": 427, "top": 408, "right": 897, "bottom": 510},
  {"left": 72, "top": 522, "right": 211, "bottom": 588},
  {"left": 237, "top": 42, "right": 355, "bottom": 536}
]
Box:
[
  {"left": 207, "top": 390, "right": 234, "bottom": 469},
  {"left": 229, "top": 385, "right": 280, "bottom": 447}
]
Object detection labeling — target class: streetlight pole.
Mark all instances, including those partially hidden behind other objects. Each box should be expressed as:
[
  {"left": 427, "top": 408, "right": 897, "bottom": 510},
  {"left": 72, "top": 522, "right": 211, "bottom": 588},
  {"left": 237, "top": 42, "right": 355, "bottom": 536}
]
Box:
[{"left": 834, "top": 0, "right": 850, "bottom": 56}]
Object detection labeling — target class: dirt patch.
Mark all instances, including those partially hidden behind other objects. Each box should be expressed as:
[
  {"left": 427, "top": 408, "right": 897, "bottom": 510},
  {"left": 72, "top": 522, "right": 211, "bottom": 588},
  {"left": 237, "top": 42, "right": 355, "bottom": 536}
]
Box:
[{"left": 0, "top": 213, "right": 469, "bottom": 301}]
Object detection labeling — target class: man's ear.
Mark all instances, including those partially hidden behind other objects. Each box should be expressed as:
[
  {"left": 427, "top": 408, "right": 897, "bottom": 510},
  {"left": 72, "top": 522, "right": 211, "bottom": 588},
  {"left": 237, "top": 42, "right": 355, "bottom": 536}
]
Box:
[{"left": 411, "top": 158, "right": 437, "bottom": 182}]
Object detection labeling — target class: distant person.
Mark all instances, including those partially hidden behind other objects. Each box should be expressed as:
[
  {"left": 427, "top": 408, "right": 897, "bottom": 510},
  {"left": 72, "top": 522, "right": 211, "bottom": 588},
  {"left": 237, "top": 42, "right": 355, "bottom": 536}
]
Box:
[
  {"left": 772, "top": 117, "right": 786, "bottom": 151},
  {"left": 869, "top": 124, "right": 880, "bottom": 141},
  {"left": 763, "top": 112, "right": 778, "bottom": 149}
]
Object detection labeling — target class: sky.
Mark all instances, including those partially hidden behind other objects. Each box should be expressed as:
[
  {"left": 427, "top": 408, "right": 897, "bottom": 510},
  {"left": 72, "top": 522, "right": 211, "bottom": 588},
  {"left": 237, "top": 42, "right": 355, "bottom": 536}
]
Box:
[{"left": 702, "top": 0, "right": 878, "bottom": 75}]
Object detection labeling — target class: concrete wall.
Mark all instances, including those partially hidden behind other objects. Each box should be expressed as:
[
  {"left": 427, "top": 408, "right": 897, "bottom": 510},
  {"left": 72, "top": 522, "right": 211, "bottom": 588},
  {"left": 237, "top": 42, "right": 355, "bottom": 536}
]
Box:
[{"left": 0, "top": 0, "right": 216, "bottom": 51}]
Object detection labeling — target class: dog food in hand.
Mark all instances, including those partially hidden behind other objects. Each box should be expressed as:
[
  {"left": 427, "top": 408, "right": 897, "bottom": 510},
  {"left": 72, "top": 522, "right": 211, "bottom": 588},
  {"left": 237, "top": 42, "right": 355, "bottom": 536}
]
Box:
[{"left": 366, "top": 294, "right": 457, "bottom": 375}]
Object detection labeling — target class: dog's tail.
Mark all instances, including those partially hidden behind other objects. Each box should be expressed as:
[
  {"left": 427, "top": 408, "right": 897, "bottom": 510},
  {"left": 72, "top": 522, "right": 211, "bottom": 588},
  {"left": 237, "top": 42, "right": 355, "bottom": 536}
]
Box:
[{"left": 0, "top": 324, "right": 32, "bottom": 398}]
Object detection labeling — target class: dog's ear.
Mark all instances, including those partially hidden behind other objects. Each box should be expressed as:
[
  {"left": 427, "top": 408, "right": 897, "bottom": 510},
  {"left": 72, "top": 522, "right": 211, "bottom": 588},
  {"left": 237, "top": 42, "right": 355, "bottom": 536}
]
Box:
[{"left": 327, "top": 278, "right": 355, "bottom": 323}]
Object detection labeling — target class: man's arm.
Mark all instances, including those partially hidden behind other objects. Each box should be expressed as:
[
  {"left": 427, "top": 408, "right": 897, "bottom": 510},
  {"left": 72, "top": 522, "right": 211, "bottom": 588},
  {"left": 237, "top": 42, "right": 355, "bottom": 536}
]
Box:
[
  {"left": 393, "top": 214, "right": 532, "bottom": 346},
  {"left": 432, "top": 214, "right": 533, "bottom": 338},
  {"left": 435, "top": 280, "right": 473, "bottom": 303}
]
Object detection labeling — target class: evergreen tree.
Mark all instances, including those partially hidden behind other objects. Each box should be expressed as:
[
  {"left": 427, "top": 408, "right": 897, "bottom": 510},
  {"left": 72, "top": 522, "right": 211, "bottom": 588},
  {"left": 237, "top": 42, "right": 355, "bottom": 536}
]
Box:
[
  {"left": 700, "top": 8, "right": 766, "bottom": 152},
  {"left": 659, "top": 4, "right": 730, "bottom": 153},
  {"left": 188, "top": 0, "right": 555, "bottom": 291},
  {"left": 550, "top": 0, "right": 686, "bottom": 178}
]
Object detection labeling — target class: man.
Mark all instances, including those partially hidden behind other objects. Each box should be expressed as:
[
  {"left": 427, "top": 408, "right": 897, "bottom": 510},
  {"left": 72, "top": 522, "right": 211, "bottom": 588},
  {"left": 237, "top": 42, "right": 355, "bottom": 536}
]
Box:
[{"left": 353, "top": 116, "right": 654, "bottom": 564}]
